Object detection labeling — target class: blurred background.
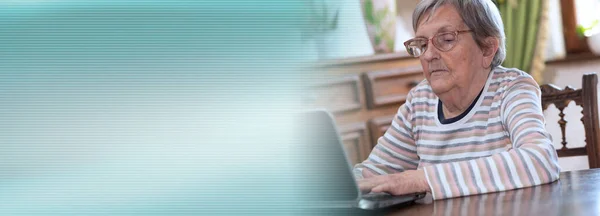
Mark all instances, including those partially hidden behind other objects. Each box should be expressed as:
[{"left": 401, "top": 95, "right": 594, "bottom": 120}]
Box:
[
  {"left": 0, "top": 0, "right": 323, "bottom": 214},
  {"left": 304, "top": 0, "right": 600, "bottom": 173}
]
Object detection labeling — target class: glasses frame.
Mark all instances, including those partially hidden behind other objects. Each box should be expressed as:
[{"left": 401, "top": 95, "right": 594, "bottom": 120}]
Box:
[{"left": 403, "top": 30, "right": 473, "bottom": 57}]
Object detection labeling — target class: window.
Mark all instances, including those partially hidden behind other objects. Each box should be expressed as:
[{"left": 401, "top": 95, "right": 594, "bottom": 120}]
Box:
[
  {"left": 575, "top": 0, "right": 600, "bottom": 36},
  {"left": 561, "top": 0, "right": 600, "bottom": 54}
]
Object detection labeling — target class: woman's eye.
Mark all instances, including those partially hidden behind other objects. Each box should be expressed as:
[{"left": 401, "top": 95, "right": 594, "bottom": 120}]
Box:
[{"left": 443, "top": 37, "right": 454, "bottom": 42}]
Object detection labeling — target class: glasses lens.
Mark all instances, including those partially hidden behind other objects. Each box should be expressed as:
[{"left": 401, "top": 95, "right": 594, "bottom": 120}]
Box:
[
  {"left": 434, "top": 32, "right": 457, "bottom": 51},
  {"left": 405, "top": 39, "right": 427, "bottom": 57}
]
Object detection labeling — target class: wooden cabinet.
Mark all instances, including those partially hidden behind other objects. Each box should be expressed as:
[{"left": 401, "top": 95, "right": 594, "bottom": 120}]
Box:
[
  {"left": 309, "top": 52, "right": 424, "bottom": 165},
  {"left": 339, "top": 123, "right": 370, "bottom": 165},
  {"left": 363, "top": 66, "right": 423, "bottom": 109}
]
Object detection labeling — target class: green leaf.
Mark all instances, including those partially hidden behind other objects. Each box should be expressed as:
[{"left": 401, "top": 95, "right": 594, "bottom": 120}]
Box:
[
  {"left": 576, "top": 19, "right": 600, "bottom": 37},
  {"left": 375, "top": 35, "right": 381, "bottom": 45},
  {"left": 364, "top": 0, "right": 376, "bottom": 24},
  {"left": 577, "top": 25, "right": 586, "bottom": 38}
]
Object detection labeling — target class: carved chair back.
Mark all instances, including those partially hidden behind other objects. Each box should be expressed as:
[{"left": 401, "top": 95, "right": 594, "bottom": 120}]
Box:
[{"left": 540, "top": 73, "right": 600, "bottom": 168}]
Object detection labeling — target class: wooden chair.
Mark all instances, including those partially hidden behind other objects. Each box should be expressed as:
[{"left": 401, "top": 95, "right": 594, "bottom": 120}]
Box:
[{"left": 540, "top": 73, "right": 600, "bottom": 169}]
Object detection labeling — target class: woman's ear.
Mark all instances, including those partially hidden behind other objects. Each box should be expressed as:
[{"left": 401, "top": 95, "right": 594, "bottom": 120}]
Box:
[{"left": 481, "top": 37, "right": 499, "bottom": 68}]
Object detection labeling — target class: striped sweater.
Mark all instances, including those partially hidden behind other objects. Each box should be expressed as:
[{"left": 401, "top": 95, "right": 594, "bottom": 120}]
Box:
[{"left": 354, "top": 66, "right": 561, "bottom": 200}]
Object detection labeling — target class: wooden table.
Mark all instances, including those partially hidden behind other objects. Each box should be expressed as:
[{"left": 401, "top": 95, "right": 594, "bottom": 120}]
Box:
[{"left": 386, "top": 169, "right": 600, "bottom": 216}]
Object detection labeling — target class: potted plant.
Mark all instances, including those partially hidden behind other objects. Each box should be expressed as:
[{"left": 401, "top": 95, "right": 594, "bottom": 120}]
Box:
[
  {"left": 360, "top": 0, "right": 396, "bottom": 54},
  {"left": 577, "top": 19, "right": 600, "bottom": 55}
]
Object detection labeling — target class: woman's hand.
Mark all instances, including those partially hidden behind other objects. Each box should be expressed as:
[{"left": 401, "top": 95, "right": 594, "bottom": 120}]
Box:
[{"left": 357, "top": 169, "right": 431, "bottom": 195}]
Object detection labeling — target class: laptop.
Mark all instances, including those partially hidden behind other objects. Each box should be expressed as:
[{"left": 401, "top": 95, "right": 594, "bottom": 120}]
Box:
[{"left": 294, "top": 109, "right": 426, "bottom": 210}]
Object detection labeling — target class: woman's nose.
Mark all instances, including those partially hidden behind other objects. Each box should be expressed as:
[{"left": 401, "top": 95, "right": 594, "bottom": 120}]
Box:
[{"left": 421, "top": 43, "right": 440, "bottom": 61}]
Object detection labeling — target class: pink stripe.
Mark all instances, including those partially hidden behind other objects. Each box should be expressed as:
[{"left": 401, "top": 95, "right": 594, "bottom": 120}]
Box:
[
  {"left": 492, "top": 155, "right": 514, "bottom": 190},
  {"left": 443, "top": 163, "right": 461, "bottom": 197},
  {"left": 371, "top": 146, "right": 416, "bottom": 170},
  {"left": 508, "top": 151, "right": 531, "bottom": 186},
  {"left": 459, "top": 161, "right": 476, "bottom": 195},
  {"left": 417, "top": 138, "right": 509, "bottom": 155},
  {"left": 425, "top": 166, "right": 445, "bottom": 200},
  {"left": 378, "top": 138, "right": 418, "bottom": 161},
  {"left": 524, "top": 146, "right": 551, "bottom": 183},
  {"left": 423, "top": 124, "right": 505, "bottom": 139},
  {"left": 476, "top": 159, "right": 495, "bottom": 192},
  {"left": 385, "top": 125, "right": 415, "bottom": 145}
]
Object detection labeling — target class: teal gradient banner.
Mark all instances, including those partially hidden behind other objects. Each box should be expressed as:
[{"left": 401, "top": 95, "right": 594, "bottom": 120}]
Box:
[{"left": 0, "top": 0, "right": 353, "bottom": 215}]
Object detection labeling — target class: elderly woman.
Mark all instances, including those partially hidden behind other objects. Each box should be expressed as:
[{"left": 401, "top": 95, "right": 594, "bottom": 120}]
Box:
[{"left": 355, "top": 0, "right": 560, "bottom": 200}]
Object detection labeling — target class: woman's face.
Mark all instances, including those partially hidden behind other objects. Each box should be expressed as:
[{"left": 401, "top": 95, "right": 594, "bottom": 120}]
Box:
[{"left": 415, "top": 5, "right": 486, "bottom": 95}]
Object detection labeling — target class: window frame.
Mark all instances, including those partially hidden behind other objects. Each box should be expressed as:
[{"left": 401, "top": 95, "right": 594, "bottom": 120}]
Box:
[{"left": 560, "top": 0, "right": 592, "bottom": 54}]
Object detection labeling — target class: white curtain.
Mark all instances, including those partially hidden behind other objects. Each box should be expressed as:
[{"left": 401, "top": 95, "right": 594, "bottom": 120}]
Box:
[{"left": 543, "top": 0, "right": 566, "bottom": 61}]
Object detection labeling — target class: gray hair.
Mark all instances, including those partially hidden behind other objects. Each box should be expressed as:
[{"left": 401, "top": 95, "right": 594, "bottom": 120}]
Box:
[{"left": 412, "top": 0, "right": 506, "bottom": 68}]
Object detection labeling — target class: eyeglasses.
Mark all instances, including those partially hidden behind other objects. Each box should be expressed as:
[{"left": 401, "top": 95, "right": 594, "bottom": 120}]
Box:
[{"left": 403, "top": 30, "right": 473, "bottom": 57}]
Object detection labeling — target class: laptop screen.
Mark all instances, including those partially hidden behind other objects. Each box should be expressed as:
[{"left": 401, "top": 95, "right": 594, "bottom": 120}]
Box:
[{"left": 291, "top": 110, "right": 359, "bottom": 202}]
